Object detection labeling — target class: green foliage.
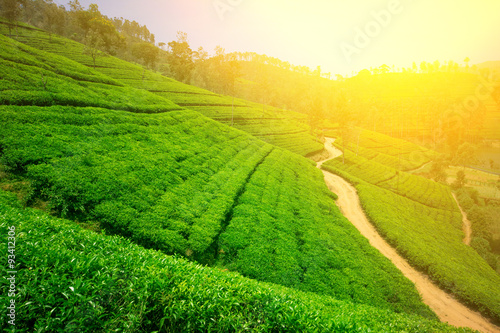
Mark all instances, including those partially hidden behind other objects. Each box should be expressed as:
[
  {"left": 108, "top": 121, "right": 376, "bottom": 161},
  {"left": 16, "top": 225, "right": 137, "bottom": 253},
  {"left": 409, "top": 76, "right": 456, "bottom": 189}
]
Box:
[
  {"left": 0, "top": 20, "right": 322, "bottom": 156},
  {"left": 456, "top": 187, "right": 500, "bottom": 271},
  {"left": 324, "top": 148, "right": 456, "bottom": 211},
  {"left": 0, "top": 104, "right": 434, "bottom": 317},
  {"left": 335, "top": 128, "right": 438, "bottom": 171},
  {"left": 0, "top": 0, "right": 21, "bottom": 35},
  {"left": 132, "top": 41, "right": 159, "bottom": 68},
  {"left": 452, "top": 170, "right": 466, "bottom": 189},
  {"left": 0, "top": 18, "right": 480, "bottom": 327},
  {"left": 0, "top": 105, "right": 270, "bottom": 257},
  {"left": 219, "top": 149, "right": 436, "bottom": 318},
  {"left": 0, "top": 34, "right": 180, "bottom": 112},
  {"left": 0, "top": 192, "right": 474, "bottom": 332},
  {"left": 322, "top": 154, "right": 500, "bottom": 323},
  {"left": 167, "top": 32, "right": 194, "bottom": 83}
]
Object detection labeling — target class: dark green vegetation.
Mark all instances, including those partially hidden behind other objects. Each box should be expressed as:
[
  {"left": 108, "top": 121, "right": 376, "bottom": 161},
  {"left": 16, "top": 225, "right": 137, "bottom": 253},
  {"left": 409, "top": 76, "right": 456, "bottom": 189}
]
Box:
[
  {"left": 0, "top": 18, "right": 323, "bottom": 157},
  {"left": 322, "top": 138, "right": 500, "bottom": 324},
  {"left": 0, "top": 27, "right": 445, "bottom": 328},
  {"left": 0, "top": 190, "right": 475, "bottom": 332}
]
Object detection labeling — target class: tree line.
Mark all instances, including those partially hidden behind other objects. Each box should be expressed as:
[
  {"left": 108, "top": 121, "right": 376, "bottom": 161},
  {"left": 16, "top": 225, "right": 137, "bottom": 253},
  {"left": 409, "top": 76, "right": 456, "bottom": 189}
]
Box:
[{"left": 0, "top": 0, "right": 159, "bottom": 67}]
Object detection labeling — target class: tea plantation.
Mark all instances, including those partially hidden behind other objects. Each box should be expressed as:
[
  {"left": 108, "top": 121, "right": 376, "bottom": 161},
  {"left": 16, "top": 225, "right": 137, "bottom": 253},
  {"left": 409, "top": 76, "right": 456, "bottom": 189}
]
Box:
[
  {"left": 334, "top": 128, "right": 438, "bottom": 171},
  {"left": 0, "top": 190, "right": 475, "bottom": 332},
  {"left": 322, "top": 145, "right": 500, "bottom": 324},
  {"left": 0, "top": 28, "right": 449, "bottom": 328},
  {"left": 0, "top": 19, "right": 323, "bottom": 157}
]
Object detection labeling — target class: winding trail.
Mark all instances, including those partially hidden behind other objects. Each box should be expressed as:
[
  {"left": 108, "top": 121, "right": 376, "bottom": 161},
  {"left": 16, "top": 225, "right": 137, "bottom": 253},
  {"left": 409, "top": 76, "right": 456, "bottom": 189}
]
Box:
[
  {"left": 407, "top": 160, "right": 432, "bottom": 173},
  {"left": 452, "top": 193, "right": 473, "bottom": 246},
  {"left": 317, "top": 138, "right": 500, "bottom": 333}
]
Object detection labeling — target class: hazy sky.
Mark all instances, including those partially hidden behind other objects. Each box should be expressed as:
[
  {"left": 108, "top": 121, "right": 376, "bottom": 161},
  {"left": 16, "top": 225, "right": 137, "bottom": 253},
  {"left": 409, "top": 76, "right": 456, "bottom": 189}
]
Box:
[{"left": 68, "top": 0, "right": 500, "bottom": 76}]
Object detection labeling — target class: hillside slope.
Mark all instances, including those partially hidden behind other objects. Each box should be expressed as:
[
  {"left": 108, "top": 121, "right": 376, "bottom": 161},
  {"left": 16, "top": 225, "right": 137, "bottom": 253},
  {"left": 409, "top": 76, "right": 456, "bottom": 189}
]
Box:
[
  {"left": 0, "top": 31, "right": 438, "bottom": 318},
  {"left": 0, "top": 19, "right": 323, "bottom": 157},
  {"left": 0, "top": 190, "right": 474, "bottom": 332}
]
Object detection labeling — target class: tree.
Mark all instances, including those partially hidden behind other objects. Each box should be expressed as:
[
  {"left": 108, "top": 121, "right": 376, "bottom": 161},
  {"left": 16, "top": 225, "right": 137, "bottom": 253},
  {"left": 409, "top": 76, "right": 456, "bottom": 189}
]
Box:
[
  {"left": 88, "top": 15, "right": 123, "bottom": 54},
  {"left": 1, "top": 0, "right": 22, "bottom": 35},
  {"left": 83, "top": 28, "right": 105, "bottom": 69},
  {"left": 452, "top": 170, "right": 466, "bottom": 189},
  {"left": 454, "top": 142, "right": 477, "bottom": 168},
  {"left": 132, "top": 42, "right": 159, "bottom": 69},
  {"left": 43, "top": 3, "right": 66, "bottom": 42},
  {"left": 430, "top": 159, "right": 447, "bottom": 183},
  {"left": 464, "top": 57, "right": 470, "bottom": 71},
  {"left": 420, "top": 61, "right": 428, "bottom": 73},
  {"left": 379, "top": 64, "right": 390, "bottom": 74},
  {"left": 167, "top": 31, "right": 194, "bottom": 83}
]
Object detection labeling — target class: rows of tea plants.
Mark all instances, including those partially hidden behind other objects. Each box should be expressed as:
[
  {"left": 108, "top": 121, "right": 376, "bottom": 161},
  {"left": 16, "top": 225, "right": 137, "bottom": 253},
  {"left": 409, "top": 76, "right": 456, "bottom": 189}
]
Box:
[
  {"left": 378, "top": 171, "right": 457, "bottom": 211},
  {"left": 335, "top": 134, "right": 434, "bottom": 171},
  {"left": 0, "top": 104, "right": 436, "bottom": 317},
  {"left": 322, "top": 157, "right": 500, "bottom": 323},
  {"left": 257, "top": 132, "right": 324, "bottom": 157},
  {"left": 324, "top": 148, "right": 457, "bottom": 210},
  {"left": 327, "top": 149, "right": 397, "bottom": 184},
  {"left": 0, "top": 35, "right": 180, "bottom": 113},
  {"left": 0, "top": 21, "right": 322, "bottom": 156},
  {"left": 356, "top": 128, "right": 438, "bottom": 159},
  {"left": 357, "top": 183, "right": 500, "bottom": 324},
  {"left": 218, "top": 149, "right": 436, "bottom": 318},
  {"left": 0, "top": 105, "right": 272, "bottom": 260},
  {"left": 0, "top": 190, "right": 472, "bottom": 332},
  {"left": 189, "top": 105, "right": 266, "bottom": 120}
]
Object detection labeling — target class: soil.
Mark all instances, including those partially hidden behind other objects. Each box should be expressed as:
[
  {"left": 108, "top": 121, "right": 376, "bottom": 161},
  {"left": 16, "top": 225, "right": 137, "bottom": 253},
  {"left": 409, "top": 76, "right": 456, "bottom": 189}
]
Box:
[
  {"left": 452, "top": 193, "right": 473, "bottom": 246},
  {"left": 317, "top": 138, "right": 500, "bottom": 333}
]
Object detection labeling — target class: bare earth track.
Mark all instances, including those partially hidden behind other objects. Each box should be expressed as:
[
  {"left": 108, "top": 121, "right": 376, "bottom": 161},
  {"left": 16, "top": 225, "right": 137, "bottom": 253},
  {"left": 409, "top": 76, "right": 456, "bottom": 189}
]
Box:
[
  {"left": 317, "top": 138, "right": 500, "bottom": 333},
  {"left": 452, "top": 193, "right": 473, "bottom": 246}
]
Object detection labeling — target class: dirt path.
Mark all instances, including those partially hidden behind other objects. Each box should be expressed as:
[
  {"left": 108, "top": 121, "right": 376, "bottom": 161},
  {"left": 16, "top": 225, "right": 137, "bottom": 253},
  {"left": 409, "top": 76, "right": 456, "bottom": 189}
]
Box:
[
  {"left": 317, "top": 138, "right": 500, "bottom": 333},
  {"left": 407, "top": 160, "right": 432, "bottom": 173},
  {"left": 452, "top": 193, "right": 473, "bottom": 246}
]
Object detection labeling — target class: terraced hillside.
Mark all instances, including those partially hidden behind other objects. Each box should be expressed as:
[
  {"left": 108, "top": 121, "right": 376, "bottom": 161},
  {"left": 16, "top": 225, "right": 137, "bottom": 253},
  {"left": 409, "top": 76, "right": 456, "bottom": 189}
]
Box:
[
  {"left": 0, "top": 31, "right": 440, "bottom": 322},
  {"left": 322, "top": 143, "right": 500, "bottom": 324},
  {"left": 0, "top": 190, "right": 472, "bottom": 332},
  {"left": 334, "top": 128, "right": 439, "bottom": 171},
  {"left": 0, "top": 19, "right": 323, "bottom": 157}
]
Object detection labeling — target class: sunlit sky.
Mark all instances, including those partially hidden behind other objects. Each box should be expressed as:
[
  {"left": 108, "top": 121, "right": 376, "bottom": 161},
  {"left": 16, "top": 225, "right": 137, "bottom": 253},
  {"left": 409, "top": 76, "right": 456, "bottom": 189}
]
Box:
[{"left": 70, "top": 0, "right": 500, "bottom": 76}]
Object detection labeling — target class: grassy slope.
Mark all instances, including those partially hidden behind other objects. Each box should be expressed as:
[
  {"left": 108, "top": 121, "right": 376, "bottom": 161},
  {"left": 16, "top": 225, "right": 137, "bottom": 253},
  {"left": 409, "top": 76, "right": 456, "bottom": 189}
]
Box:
[
  {"left": 322, "top": 143, "right": 500, "bottom": 323},
  {"left": 0, "top": 190, "right": 474, "bottom": 332},
  {"left": 0, "top": 19, "right": 323, "bottom": 157},
  {"left": 0, "top": 31, "right": 438, "bottom": 319},
  {"left": 332, "top": 128, "right": 439, "bottom": 173},
  {"left": 0, "top": 34, "right": 180, "bottom": 113}
]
